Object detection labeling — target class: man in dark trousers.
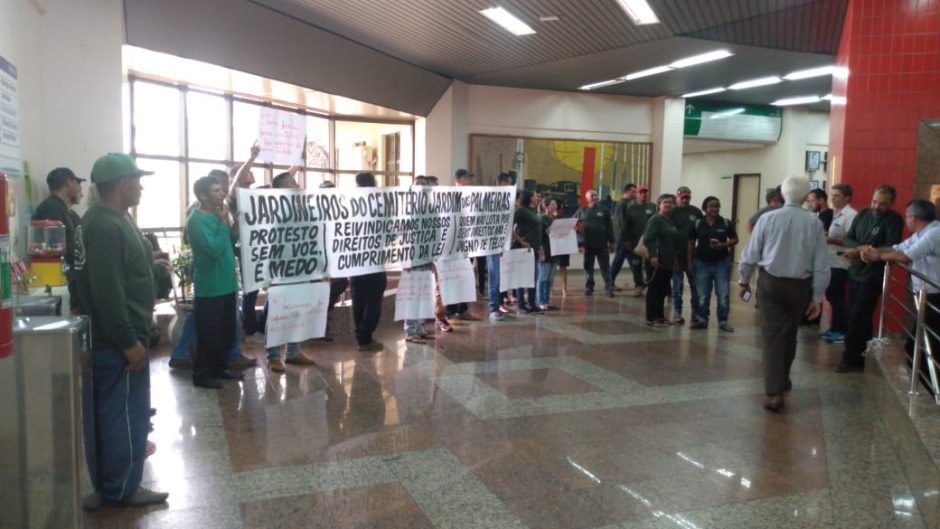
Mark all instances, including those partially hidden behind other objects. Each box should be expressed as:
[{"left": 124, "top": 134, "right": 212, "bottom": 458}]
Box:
[
  {"left": 188, "top": 176, "right": 243, "bottom": 388},
  {"left": 33, "top": 167, "right": 85, "bottom": 310},
  {"left": 739, "top": 177, "right": 829, "bottom": 412},
  {"left": 75, "top": 153, "right": 168, "bottom": 510},
  {"left": 670, "top": 186, "right": 703, "bottom": 324},
  {"left": 352, "top": 172, "right": 388, "bottom": 352},
  {"left": 627, "top": 186, "right": 656, "bottom": 296},
  {"left": 610, "top": 183, "right": 637, "bottom": 291},
  {"left": 838, "top": 185, "right": 904, "bottom": 372},
  {"left": 576, "top": 189, "right": 615, "bottom": 297}
]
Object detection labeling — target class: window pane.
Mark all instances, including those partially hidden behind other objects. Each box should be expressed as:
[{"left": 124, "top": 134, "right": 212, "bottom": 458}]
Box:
[
  {"left": 133, "top": 82, "right": 180, "bottom": 156},
  {"left": 233, "top": 101, "right": 261, "bottom": 163},
  {"left": 135, "top": 158, "right": 182, "bottom": 229},
  {"left": 187, "top": 91, "right": 228, "bottom": 160},
  {"left": 335, "top": 121, "right": 412, "bottom": 174},
  {"left": 306, "top": 116, "right": 330, "bottom": 169},
  {"left": 303, "top": 171, "right": 333, "bottom": 189}
]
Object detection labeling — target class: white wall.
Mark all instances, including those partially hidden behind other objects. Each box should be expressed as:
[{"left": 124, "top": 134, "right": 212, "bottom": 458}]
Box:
[
  {"left": 425, "top": 81, "right": 656, "bottom": 183},
  {"left": 681, "top": 108, "right": 830, "bottom": 212},
  {"left": 0, "top": 0, "right": 124, "bottom": 253}
]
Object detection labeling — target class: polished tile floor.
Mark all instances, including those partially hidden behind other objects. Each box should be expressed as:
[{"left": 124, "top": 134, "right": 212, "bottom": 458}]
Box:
[{"left": 86, "top": 283, "right": 925, "bottom": 529}]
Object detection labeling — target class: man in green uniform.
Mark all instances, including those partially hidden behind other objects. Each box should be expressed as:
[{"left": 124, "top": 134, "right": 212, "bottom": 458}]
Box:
[
  {"left": 575, "top": 189, "right": 614, "bottom": 297},
  {"left": 838, "top": 184, "right": 904, "bottom": 372},
  {"left": 611, "top": 183, "right": 637, "bottom": 291},
  {"left": 670, "top": 186, "right": 703, "bottom": 324},
  {"left": 188, "top": 176, "right": 243, "bottom": 388},
  {"left": 75, "top": 153, "right": 168, "bottom": 510},
  {"left": 627, "top": 186, "right": 657, "bottom": 296},
  {"left": 33, "top": 167, "right": 84, "bottom": 310}
]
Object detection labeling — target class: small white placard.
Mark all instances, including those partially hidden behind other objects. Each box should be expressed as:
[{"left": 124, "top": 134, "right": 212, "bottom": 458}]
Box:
[
  {"left": 435, "top": 257, "right": 477, "bottom": 306},
  {"left": 500, "top": 248, "right": 536, "bottom": 290},
  {"left": 265, "top": 282, "right": 329, "bottom": 348},
  {"left": 394, "top": 270, "right": 437, "bottom": 321}
]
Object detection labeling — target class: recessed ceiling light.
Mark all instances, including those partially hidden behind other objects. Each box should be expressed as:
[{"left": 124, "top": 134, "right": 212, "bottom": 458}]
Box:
[
  {"left": 622, "top": 65, "right": 672, "bottom": 81},
  {"left": 539, "top": 15, "right": 560, "bottom": 22},
  {"left": 783, "top": 65, "right": 837, "bottom": 81},
  {"left": 579, "top": 79, "right": 625, "bottom": 91},
  {"left": 682, "top": 87, "right": 726, "bottom": 98},
  {"left": 822, "top": 93, "right": 847, "bottom": 105},
  {"left": 616, "top": 0, "right": 660, "bottom": 25},
  {"left": 480, "top": 7, "right": 536, "bottom": 36},
  {"left": 729, "top": 76, "right": 782, "bottom": 90},
  {"left": 669, "top": 50, "right": 734, "bottom": 69},
  {"left": 772, "top": 95, "right": 821, "bottom": 106}
]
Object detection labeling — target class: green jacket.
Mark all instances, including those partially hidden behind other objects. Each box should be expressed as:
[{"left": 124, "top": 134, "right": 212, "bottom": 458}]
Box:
[
  {"left": 187, "top": 209, "right": 238, "bottom": 297},
  {"left": 513, "top": 206, "right": 542, "bottom": 252},
  {"left": 627, "top": 202, "right": 657, "bottom": 245},
  {"left": 844, "top": 207, "right": 904, "bottom": 282},
  {"left": 73, "top": 205, "right": 155, "bottom": 351},
  {"left": 613, "top": 199, "right": 635, "bottom": 241},
  {"left": 643, "top": 214, "right": 679, "bottom": 270},
  {"left": 576, "top": 204, "right": 614, "bottom": 249},
  {"left": 670, "top": 205, "right": 703, "bottom": 261}
]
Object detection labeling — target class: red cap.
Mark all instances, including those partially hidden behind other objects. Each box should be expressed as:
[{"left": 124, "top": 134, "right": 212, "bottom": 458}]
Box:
[{"left": 637, "top": 185, "right": 650, "bottom": 192}]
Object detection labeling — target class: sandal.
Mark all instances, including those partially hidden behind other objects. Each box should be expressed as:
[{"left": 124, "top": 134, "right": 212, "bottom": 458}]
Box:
[
  {"left": 405, "top": 335, "right": 425, "bottom": 343},
  {"left": 418, "top": 332, "right": 436, "bottom": 340}
]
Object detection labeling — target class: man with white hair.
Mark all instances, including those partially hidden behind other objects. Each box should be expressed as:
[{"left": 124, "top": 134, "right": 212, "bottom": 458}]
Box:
[{"left": 739, "top": 177, "right": 830, "bottom": 412}]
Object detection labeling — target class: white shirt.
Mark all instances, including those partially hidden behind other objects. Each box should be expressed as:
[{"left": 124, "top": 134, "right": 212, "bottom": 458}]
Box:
[
  {"left": 893, "top": 221, "right": 940, "bottom": 294},
  {"left": 739, "top": 204, "right": 831, "bottom": 303},
  {"left": 827, "top": 204, "right": 857, "bottom": 269}
]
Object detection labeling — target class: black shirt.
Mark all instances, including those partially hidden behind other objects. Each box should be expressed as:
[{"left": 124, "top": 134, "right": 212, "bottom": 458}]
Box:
[
  {"left": 817, "top": 209, "right": 834, "bottom": 231},
  {"left": 691, "top": 216, "right": 737, "bottom": 262}
]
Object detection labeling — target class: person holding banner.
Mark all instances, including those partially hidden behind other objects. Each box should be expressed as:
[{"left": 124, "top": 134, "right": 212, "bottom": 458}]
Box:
[
  {"left": 403, "top": 176, "right": 438, "bottom": 342},
  {"left": 513, "top": 190, "right": 543, "bottom": 314},
  {"left": 537, "top": 197, "right": 561, "bottom": 311},
  {"left": 351, "top": 172, "right": 388, "bottom": 352},
  {"left": 551, "top": 199, "right": 571, "bottom": 298},
  {"left": 446, "top": 168, "right": 478, "bottom": 321},
  {"left": 643, "top": 194, "right": 680, "bottom": 327},
  {"left": 487, "top": 172, "right": 516, "bottom": 322},
  {"left": 188, "top": 176, "right": 244, "bottom": 388},
  {"left": 229, "top": 145, "right": 264, "bottom": 337},
  {"left": 575, "top": 189, "right": 615, "bottom": 297}
]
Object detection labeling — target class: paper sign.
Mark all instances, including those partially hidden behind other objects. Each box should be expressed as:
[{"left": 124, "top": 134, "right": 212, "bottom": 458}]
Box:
[
  {"left": 548, "top": 218, "right": 578, "bottom": 256},
  {"left": 257, "top": 106, "right": 306, "bottom": 165},
  {"left": 394, "top": 270, "right": 436, "bottom": 321},
  {"left": 500, "top": 248, "right": 536, "bottom": 290},
  {"left": 436, "top": 257, "right": 476, "bottom": 305},
  {"left": 265, "top": 282, "right": 330, "bottom": 348}
]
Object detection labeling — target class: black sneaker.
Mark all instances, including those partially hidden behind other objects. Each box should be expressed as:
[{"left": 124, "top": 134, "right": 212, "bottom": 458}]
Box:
[
  {"left": 585, "top": 290, "right": 594, "bottom": 296},
  {"left": 219, "top": 370, "right": 244, "bottom": 380},
  {"left": 690, "top": 321, "right": 708, "bottom": 330},
  {"left": 168, "top": 358, "right": 192, "bottom": 370}
]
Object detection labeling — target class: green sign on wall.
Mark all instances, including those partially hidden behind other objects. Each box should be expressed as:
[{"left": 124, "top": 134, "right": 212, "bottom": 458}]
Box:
[{"left": 684, "top": 101, "right": 783, "bottom": 143}]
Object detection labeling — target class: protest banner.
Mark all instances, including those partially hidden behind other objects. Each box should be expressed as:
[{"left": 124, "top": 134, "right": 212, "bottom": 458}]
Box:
[
  {"left": 548, "top": 218, "right": 578, "bottom": 255},
  {"left": 257, "top": 106, "right": 306, "bottom": 165},
  {"left": 435, "top": 257, "right": 476, "bottom": 306},
  {"left": 265, "top": 282, "right": 330, "bottom": 348},
  {"left": 394, "top": 269, "right": 436, "bottom": 321},
  {"left": 237, "top": 186, "right": 516, "bottom": 283},
  {"left": 500, "top": 248, "right": 536, "bottom": 290},
  {"left": 236, "top": 187, "right": 329, "bottom": 292}
]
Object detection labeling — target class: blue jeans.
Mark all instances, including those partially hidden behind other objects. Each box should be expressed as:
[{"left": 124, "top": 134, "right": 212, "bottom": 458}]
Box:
[
  {"left": 516, "top": 252, "right": 539, "bottom": 309},
  {"left": 171, "top": 300, "right": 242, "bottom": 362},
  {"left": 537, "top": 260, "right": 556, "bottom": 306},
  {"left": 694, "top": 258, "right": 731, "bottom": 323},
  {"left": 487, "top": 254, "right": 501, "bottom": 313},
  {"left": 266, "top": 342, "right": 300, "bottom": 360},
  {"left": 672, "top": 265, "right": 700, "bottom": 317},
  {"left": 83, "top": 348, "right": 150, "bottom": 502}
]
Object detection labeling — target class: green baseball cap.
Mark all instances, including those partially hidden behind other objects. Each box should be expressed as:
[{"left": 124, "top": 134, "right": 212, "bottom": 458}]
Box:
[{"left": 90, "top": 153, "right": 154, "bottom": 183}]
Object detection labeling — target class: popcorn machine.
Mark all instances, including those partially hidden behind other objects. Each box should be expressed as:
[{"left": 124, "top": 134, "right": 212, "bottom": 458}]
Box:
[{"left": 28, "top": 220, "right": 67, "bottom": 287}]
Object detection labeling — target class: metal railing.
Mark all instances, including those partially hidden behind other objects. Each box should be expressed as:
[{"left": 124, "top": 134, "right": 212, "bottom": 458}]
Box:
[{"left": 872, "top": 262, "right": 940, "bottom": 402}]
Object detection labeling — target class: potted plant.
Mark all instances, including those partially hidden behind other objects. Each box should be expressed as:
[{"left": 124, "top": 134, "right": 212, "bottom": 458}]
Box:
[{"left": 169, "top": 247, "right": 194, "bottom": 345}]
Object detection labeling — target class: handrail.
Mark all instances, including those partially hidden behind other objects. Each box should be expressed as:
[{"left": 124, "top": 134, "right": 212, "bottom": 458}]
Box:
[{"left": 873, "top": 262, "right": 940, "bottom": 403}]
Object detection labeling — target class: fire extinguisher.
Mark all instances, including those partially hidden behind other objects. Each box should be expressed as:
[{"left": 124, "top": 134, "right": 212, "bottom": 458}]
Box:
[{"left": 0, "top": 171, "right": 13, "bottom": 358}]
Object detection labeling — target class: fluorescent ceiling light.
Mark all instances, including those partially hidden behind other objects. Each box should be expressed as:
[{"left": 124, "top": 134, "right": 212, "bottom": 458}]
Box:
[
  {"left": 616, "top": 0, "right": 660, "bottom": 25},
  {"left": 682, "top": 87, "right": 726, "bottom": 98},
  {"left": 729, "top": 76, "right": 782, "bottom": 90},
  {"left": 669, "top": 50, "right": 734, "bottom": 69},
  {"left": 579, "top": 79, "right": 624, "bottom": 91},
  {"left": 772, "top": 95, "right": 821, "bottom": 106},
  {"left": 822, "top": 93, "right": 847, "bottom": 105},
  {"left": 709, "top": 108, "right": 746, "bottom": 119},
  {"left": 783, "top": 65, "right": 837, "bottom": 80},
  {"left": 623, "top": 65, "right": 672, "bottom": 81},
  {"left": 480, "top": 7, "right": 535, "bottom": 36}
]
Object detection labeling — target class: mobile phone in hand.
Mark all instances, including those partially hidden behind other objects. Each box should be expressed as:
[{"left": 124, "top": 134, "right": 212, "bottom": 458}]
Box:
[{"left": 742, "top": 290, "right": 752, "bottom": 303}]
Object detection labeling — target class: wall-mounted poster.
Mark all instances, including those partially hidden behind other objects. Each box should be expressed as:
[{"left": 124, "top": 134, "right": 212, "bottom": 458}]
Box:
[{"left": 805, "top": 150, "right": 821, "bottom": 172}]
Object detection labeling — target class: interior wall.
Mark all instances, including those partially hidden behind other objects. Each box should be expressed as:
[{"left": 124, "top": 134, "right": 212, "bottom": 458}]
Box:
[
  {"left": 681, "top": 108, "right": 831, "bottom": 217},
  {"left": 426, "top": 82, "right": 656, "bottom": 184}
]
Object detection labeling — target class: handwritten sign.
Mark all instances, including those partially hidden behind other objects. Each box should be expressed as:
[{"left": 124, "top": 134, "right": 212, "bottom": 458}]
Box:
[
  {"left": 257, "top": 106, "right": 306, "bottom": 165},
  {"left": 436, "top": 257, "right": 476, "bottom": 306},
  {"left": 265, "top": 282, "right": 329, "bottom": 348},
  {"left": 548, "top": 218, "right": 578, "bottom": 256},
  {"left": 500, "top": 248, "right": 536, "bottom": 290},
  {"left": 394, "top": 270, "right": 436, "bottom": 321}
]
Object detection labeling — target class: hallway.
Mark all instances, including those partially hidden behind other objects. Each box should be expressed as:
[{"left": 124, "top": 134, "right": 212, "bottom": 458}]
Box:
[{"left": 86, "top": 290, "right": 922, "bottom": 529}]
